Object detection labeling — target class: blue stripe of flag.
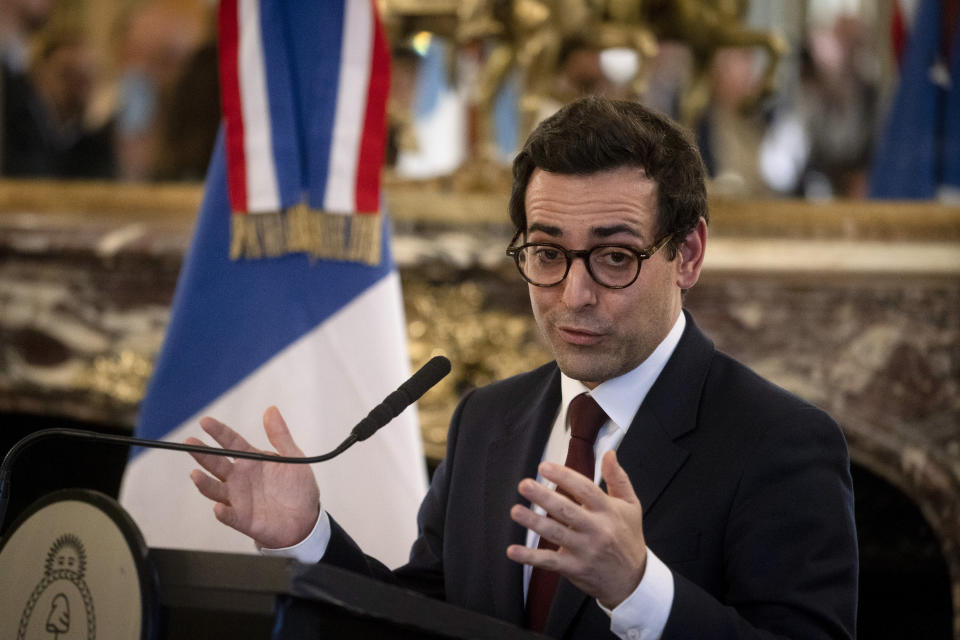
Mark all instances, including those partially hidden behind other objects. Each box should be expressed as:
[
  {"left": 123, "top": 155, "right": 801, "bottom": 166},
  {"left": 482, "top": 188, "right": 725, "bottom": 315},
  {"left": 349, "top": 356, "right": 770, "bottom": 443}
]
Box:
[
  {"left": 136, "top": 127, "right": 394, "bottom": 441},
  {"left": 283, "top": 1, "right": 345, "bottom": 210},
  {"left": 260, "top": 0, "right": 302, "bottom": 208}
]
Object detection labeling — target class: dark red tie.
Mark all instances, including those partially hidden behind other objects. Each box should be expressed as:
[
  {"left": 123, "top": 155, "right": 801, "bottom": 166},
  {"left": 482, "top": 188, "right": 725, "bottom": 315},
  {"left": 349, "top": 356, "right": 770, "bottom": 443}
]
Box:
[{"left": 525, "top": 393, "right": 608, "bottom": 631}]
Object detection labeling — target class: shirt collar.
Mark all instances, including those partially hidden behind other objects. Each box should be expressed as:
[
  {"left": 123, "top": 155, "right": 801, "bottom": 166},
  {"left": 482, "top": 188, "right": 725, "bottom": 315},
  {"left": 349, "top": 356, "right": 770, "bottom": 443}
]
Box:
[{"left": 559, "top": 312, "right": 686, "bottom": 433}]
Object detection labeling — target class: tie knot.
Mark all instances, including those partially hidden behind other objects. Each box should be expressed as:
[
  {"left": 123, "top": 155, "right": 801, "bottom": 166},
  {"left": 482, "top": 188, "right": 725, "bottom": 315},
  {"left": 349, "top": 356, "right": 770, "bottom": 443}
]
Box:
[{"left": 567, "top": 393, "right": 607, "bottom": 443}]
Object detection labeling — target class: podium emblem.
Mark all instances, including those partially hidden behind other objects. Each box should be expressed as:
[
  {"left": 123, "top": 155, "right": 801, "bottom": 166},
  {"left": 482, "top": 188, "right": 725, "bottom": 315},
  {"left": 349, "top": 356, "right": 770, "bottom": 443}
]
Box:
[
  {"left": 17, "top": 533, "right": 96, "bottom": 639},
  {"left": 0, "top": 490, "right": 155, "bottom": 639}
]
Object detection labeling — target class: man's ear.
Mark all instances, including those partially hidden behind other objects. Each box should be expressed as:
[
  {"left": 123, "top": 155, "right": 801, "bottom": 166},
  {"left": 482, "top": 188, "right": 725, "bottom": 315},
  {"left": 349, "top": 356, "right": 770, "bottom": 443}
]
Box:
[{"left": 676, "top": 217, "right": 707, "bottom": 290}]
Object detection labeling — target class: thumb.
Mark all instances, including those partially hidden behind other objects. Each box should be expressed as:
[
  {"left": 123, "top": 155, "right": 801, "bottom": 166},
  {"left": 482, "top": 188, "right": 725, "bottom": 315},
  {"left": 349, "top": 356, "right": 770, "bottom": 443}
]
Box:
[
  {"left": 263, "top": 406, "right": 306, "bottom": 457},
  {"left": 601, "top": 450, "right": 639, "bottom": 504}
]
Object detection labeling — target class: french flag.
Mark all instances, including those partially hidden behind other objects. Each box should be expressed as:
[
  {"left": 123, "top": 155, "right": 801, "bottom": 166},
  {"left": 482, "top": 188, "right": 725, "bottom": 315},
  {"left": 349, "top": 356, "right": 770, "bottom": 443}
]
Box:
[{"left": 119, "top": 0, "right": 428, "bottom": 568}]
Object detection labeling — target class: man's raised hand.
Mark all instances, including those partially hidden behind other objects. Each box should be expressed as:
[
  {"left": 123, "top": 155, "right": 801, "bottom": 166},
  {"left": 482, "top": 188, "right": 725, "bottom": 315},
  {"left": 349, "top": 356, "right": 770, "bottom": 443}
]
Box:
[{"left": 187, "top": 406, "right": 320, "bottom": 549}]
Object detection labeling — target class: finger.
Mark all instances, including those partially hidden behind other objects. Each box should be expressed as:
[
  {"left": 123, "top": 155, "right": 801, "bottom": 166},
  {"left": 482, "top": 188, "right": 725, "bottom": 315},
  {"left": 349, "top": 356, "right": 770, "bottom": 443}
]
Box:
[
  {"left": 510, "top": 503, "right": 582, "bottom": 549},
  {"left": 601, "top": 450, "right": 640, "bottom": 504},
  {"left": 190, "top": 469, "right": 230, "bottom": 504},
  {"left": 538, "top": 462, "right": 607, "bottom": 510},
  {"left": 200, "top": 416, "right": 258, "bottom": 452},
  {"left": 185, "top": 437, "right": 234, "bottom": 481},
  {"left": 263, "top": 406, "right": 306, "bottom": 457},
  {"left": 506, "top": 543, "right": 562, "bottom": 570},
  {"left": 212, "top": 501, "right": 240, "bottom": 530},
  {"left": 517, "top": 478, "right": 585, "bottom": 529}
]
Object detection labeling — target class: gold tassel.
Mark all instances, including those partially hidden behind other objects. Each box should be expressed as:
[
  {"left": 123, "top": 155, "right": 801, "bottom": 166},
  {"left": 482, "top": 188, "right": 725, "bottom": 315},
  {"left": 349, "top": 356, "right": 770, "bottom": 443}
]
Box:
[
  {"left": 230, "top": 215, "right": 246, "bottom": 259},
  {"left": 348, "top": 214, "right": 381, "bottom": 265},
  {"left": 229, "top": 206, "right": 382, "bottom": 265},
  {"left": 231, "top": 214, "right": 264, "bottom": 259},
  {"left": 259, "top": 212, "right": 285, "bottom": 257},
  {"left": 286, "top": 203, "right": 312, "bottom": 254}
]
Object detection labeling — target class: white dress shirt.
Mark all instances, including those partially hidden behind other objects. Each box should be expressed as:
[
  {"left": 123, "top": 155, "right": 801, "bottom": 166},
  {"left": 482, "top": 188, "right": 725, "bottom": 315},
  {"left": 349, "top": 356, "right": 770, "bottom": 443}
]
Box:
[
  {"left": 264, "top": 313, "right": 688, "bottom": 640},
  {"left": 530, "top": 312, "right": 685, "bottom": 640}
]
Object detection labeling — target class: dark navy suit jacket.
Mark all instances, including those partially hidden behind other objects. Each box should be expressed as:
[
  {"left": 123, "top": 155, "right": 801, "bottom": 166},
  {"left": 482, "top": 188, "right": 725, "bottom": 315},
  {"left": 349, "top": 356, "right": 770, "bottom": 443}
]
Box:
[{"left": 318, "top": 312, "right": 858, "bottom": 639}]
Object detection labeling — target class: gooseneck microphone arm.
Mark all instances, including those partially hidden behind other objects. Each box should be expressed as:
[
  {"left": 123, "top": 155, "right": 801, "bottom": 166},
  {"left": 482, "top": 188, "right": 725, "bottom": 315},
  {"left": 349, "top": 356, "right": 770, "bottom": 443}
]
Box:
[{"left": 0, "top": 355, "right": 451, "bottom": 535}]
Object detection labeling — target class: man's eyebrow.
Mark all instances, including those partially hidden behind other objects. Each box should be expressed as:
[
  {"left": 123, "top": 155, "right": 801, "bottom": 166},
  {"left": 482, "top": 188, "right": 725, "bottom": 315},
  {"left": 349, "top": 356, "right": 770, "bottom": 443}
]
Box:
[
  {"left": 527, "top": 222, "right": 645, "bottom": 240},
  {"left": 591, "top": 224, "right": 642, "bottom": 239},
  {"left": 527, "top": 223, "right": 563, "bottom": 237}
]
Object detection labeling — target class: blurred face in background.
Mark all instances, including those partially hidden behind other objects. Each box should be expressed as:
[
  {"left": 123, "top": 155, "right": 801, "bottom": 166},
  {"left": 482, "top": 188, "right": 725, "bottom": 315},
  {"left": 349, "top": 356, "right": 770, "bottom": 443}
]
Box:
[
  {"left": 7, "top": 0, "right": 55, "bottom": 33},
  {"left": 33, "top": 40, "right": 95, "bottom": 126}
]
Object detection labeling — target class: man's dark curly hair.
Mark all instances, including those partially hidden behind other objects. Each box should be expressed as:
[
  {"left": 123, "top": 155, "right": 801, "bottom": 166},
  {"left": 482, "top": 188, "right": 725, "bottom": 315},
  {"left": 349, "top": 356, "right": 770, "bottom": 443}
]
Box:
[{"left": 509, "top": 97, "right": 708, "bottom": 259}]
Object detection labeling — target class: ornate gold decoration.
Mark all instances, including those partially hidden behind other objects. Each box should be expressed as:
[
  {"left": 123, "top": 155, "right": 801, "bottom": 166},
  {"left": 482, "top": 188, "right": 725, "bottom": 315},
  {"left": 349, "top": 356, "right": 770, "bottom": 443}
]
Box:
[
  {"left": 403, "top": 278, "right": 549, "bottom": 459},
  {"left": 380, "top": 0, "right": 786, "bottom": 183},
  {"left": 644, "top": 0, "right": 787, "bottom": 127},
  {"left": 73, "top": 351, "right": 154, "bottom": 406}
]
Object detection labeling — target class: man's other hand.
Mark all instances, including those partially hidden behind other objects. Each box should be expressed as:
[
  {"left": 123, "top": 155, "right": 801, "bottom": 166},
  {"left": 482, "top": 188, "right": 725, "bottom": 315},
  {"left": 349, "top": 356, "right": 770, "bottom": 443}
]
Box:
[{"left": 507, "top": 450, "right": 647, "bottom": 609}]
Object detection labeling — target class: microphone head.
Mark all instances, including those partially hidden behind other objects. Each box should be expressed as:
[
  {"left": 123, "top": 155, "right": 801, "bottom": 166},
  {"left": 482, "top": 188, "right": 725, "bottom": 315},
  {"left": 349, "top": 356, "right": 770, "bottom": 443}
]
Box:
[
  {"left": 402, "top": 355, "right": 452, "bottom": 402},
  {"left": 352, "top": 355, "right": 452, "bottom": 442}
]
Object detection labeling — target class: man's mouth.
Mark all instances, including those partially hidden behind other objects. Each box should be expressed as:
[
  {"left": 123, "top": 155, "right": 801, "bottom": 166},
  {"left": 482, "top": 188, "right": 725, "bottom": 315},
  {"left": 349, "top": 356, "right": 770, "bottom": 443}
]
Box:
[{"left": 556, "top": 325, "right": 605, "bottom": 346}]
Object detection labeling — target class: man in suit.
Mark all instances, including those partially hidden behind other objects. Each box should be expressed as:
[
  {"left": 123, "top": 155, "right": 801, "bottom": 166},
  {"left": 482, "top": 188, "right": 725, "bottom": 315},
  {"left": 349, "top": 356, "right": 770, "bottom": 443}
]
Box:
[{"left": 188, "top": 97, "right": 858, "bottom": 638}]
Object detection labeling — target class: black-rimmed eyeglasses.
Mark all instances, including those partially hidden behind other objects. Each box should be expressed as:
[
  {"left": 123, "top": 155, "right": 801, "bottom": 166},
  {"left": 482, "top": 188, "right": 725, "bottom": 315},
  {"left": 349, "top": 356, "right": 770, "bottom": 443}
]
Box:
[{"left": 505, "top": 232, "right": 672, "bottom": 289}]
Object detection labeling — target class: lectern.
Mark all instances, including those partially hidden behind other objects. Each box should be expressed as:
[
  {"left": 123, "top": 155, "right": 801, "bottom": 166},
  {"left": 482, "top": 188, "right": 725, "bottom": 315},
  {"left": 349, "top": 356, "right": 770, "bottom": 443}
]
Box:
[
  {"left": 0, "top": 490, "right": 549, "bottom": 639},
  {"left": 277, "top": 562, "right": 550, "bottom": 639}
]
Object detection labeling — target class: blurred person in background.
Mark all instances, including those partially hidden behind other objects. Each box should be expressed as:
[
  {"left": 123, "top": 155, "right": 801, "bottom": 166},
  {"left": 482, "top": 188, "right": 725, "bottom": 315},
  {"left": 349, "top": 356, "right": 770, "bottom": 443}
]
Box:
[
  {"left": 638, "top": 42, "right": 692, "bottom": 123},
  {"left": 553, "top": 37, "right": 616, "bottom": 104},
  {"left": 696, "top": 46, "right": 772, "bottom": 196},
  {"left": 761, "top": 13, "right": 880, "bottom": 199},
  {"left": 3, "top": 27, "right": 115, "bottom": 178},
  {"left": 0, "top": 0, "right": 52, "bottom": 73},
  {"left": 113, "top": 0, "right": 208, "bottom": 181},
  {"left": 0, "top": 0, "right": 55, "bottom": 174},
  {"left": 526, "top": 37, "right": 620, "bottom": 142},
  {"left": 152, "top": 34, "right": 219, "bottom": 181}
]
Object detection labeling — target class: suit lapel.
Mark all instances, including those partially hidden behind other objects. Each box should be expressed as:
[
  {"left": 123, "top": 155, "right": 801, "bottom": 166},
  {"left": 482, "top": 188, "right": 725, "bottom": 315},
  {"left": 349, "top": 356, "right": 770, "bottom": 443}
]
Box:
[
  {"left": 545, "top": 312, "right": 715, "bottom": 637},
  {"left": 483, "top": 365, "right": 562, "bottom": 626},
  {"left": 620, "top": 312, "right": 714, "bottom": 515}
]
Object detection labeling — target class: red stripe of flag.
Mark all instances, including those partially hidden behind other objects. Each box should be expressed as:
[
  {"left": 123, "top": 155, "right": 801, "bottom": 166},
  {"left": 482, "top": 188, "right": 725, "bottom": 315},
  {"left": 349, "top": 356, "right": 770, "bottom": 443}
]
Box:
[
  {"left": 218, "top": 0, "right": 248, "bottom": 213},
  {"left": 354, "top": 0, "right": 390, "bottom": 213},
  {"left": 891, "top": 1, "right": 907, "bottom": 69}
]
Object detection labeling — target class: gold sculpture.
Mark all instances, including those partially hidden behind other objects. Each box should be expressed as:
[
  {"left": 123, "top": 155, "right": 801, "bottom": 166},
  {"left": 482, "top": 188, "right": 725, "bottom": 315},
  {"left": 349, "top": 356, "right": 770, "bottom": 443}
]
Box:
[
  {"left": 380, "top": 0, "right": 786, "bottom": 177},
  {"left": 644, "top": 0, "right": 787, "bottom": 127}
]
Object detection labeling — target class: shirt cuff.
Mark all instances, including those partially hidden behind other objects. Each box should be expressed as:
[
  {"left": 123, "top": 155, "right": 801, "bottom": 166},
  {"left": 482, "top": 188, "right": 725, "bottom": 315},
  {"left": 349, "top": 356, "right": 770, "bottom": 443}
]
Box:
[
  {"left": 258, "top": 508, "right": 331, "bottom": 565},
  {"left": 598, "top": 549, "right": 674, "bottom": 640}
]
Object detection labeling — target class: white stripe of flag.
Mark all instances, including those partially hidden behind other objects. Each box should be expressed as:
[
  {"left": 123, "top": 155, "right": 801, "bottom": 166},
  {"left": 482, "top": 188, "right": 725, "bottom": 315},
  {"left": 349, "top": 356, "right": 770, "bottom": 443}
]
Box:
[
  {"left": 324, "top": 0, "right": 373, "bottom": 214},
  {"left": 239, "top": 0, "right": 281, "bottom": 213}
]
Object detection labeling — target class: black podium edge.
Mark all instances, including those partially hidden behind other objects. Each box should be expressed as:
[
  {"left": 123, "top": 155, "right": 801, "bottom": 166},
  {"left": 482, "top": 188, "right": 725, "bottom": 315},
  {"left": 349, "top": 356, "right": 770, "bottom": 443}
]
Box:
[
  {"left": 147, "top": 546, "right": 297, "bottom": 610},
  {"left": 287, "top": 562, "right": 551, "bottom": 640}
]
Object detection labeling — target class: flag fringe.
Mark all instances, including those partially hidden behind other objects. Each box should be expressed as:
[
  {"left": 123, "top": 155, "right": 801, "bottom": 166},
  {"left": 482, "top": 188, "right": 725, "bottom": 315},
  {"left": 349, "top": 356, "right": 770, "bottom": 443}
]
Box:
[{"left": 230, "top": 207, "right": 381, "bottom": 265}]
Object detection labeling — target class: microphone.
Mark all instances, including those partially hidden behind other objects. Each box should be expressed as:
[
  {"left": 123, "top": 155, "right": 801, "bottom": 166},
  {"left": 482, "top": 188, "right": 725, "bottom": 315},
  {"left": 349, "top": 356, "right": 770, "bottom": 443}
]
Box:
[
  {"left": 0, "top": 355, "right": 451, "bottom": 534},
  {"left": 352, "top": 353, "right": 451, "bottom": 441}
]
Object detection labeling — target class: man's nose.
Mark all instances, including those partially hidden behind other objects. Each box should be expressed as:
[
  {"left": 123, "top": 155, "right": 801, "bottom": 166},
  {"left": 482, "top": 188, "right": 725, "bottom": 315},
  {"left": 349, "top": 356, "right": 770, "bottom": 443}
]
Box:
[{"left": 560, "top": 257, "right": 598, "bottom": 308}]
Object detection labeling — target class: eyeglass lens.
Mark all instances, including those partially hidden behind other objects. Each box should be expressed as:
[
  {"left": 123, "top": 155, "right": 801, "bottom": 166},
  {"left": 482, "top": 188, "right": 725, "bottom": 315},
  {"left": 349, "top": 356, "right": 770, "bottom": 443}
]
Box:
[{"left": 517, "top": 245, "right": 640, "bottom": 287}]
